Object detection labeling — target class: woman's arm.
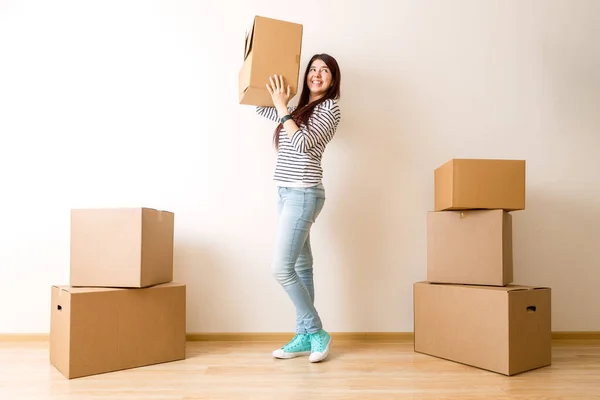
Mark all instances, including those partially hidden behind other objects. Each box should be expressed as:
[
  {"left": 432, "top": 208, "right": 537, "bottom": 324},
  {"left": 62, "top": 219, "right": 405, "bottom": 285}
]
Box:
[
  {"left": 265, "top": 74, "right": 341, "bottom": 153},
  {"left": 255, "top": 106, "right": 280, "bottom": 122},
  {"left": 288, "top": 99, "right": 341, "bottom": 154}
]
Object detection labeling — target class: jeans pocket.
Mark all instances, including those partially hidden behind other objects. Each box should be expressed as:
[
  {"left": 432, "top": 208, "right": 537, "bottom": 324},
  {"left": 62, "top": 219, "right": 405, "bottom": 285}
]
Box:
[{"left": 312, "top": 196, "right": 326, "bottom": 221}]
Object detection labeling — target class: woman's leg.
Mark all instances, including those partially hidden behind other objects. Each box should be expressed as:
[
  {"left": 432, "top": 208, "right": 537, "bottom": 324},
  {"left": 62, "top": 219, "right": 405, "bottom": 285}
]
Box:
[
  {"left": 294, "top": 235, "right": 315, "bottom": 332},
  {"left": 272, "top": 186, "right": 324, "bottom": 334},
  {"left": 271, "top": 185, "right": 331, "bottom": 362}
]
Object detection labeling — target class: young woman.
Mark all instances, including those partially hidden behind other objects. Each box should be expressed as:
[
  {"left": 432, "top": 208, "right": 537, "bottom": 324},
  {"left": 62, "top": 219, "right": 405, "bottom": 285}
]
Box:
[{"left": 255, "top": 53, "right": 341, "bottom": 362}]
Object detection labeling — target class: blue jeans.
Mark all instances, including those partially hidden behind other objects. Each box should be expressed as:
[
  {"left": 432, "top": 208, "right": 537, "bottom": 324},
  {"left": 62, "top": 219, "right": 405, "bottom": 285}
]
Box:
[{"left": 272, "top": 184, "right": 326, "bottom": 334}]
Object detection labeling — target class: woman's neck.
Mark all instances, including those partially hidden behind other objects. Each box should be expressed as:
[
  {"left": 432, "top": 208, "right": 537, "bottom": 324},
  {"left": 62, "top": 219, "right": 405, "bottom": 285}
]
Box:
[{"left": 308, "top": 93, "right": 325, "bottom": 103}]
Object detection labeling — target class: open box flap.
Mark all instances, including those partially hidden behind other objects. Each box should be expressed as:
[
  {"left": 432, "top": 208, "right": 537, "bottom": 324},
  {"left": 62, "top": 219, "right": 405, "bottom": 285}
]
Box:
[{"left": 243, "top": 17, "right": 256, "bottom": 60}]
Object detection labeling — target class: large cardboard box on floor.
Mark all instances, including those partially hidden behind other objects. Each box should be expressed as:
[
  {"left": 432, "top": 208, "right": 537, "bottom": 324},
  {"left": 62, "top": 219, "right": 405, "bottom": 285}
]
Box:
[
  {"left": 70, "top": 207, "right": 174, "bottom": 288},
  {"left": 434, "top": 158, "right": 526, "bottom": 211},
  {"left": 50, "top": 282, "right": 186, "bottom": 379},
  {"left": 238, "top": 15, "right": 303, "bottom": 107},
  {"left": 427, "top": 209, "right": 513, "bottom": 286},
  {"left": 413, "top": 281, "right": 551, "bottom": 376}
]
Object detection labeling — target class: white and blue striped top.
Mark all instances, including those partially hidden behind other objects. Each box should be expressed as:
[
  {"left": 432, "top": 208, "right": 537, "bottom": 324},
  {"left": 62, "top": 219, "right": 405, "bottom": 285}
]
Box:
[{"left": 256, "top": 99, "right": 341, "bottom": 187}]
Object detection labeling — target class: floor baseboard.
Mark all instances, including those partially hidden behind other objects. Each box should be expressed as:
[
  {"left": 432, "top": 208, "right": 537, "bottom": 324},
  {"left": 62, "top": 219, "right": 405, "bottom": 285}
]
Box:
[
  {"left": 551, "top": 331, "right": 600, "bottom": 340},
  {"left": 1, "top": 332, "right": 599, "bottom": 342},
  {"left": 185, "top": 332, "right": 415, "bottom": 342},
  {"left": 0, "top": 334, "right": 49, "bottom": 342}
]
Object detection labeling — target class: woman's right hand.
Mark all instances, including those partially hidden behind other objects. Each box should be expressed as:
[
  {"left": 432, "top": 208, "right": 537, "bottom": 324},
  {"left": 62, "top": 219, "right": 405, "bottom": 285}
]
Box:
[{"left": 266, "top": 74, "right": 291, "bottom": 115}]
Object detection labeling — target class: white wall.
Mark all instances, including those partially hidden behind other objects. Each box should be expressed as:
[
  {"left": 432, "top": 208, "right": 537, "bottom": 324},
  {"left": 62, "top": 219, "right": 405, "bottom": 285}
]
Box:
[{"left": 1, "top": 0, "right": 598, "bottom": 334}]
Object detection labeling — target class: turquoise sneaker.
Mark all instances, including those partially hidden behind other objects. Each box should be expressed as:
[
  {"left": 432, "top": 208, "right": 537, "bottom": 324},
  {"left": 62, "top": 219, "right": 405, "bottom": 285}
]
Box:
[
  {"left": 272, "top": 334, "right": 311, "bottom": 359},
  {"left": 309, "top": 329, "right": 331, "bottom": 362}
]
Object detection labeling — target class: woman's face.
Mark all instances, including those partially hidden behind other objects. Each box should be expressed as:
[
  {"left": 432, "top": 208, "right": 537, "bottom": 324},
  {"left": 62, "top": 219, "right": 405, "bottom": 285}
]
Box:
[{"left": 306, "top": 59, "right": 332, "bottom": 98}]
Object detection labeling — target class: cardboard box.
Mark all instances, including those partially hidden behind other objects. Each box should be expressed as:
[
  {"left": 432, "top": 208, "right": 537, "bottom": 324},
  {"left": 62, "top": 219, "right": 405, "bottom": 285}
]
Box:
[
  {"left": 70, "top": 207, "right": 174, "bottom": 288},
  {"left": 427, "top": 209, "right": 513, "bottom": 286},
  {"left": 434, "top": 159, "right": 526, "bottom": 211},
  {"left": 238, "top": 15, "right": 303, "bottom": 106},
  {"left": 413, "top": 281, "right": 551, "bottom": 376},
  {"left": 50, "top": 282, "right": 186, "bottom": 379}
]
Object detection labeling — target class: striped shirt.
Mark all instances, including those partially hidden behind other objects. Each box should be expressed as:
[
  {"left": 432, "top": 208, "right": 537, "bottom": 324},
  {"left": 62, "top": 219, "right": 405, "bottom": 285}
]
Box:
[{"left": 256, "top": 99, "right": 341, "bottom": 187}]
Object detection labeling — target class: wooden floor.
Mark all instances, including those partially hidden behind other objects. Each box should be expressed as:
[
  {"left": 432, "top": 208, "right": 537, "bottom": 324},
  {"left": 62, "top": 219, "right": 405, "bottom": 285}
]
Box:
[{"left": 1, "top": 339, "right": 599, "bottom": 399}]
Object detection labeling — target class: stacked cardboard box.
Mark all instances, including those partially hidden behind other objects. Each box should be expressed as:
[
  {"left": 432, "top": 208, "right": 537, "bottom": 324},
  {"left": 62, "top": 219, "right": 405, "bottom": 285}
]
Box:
[
  {"left": 50, "top": 208, "right": 186, "bottom": 379},
  {"left": 414, "top": 159, "right": 552, "bottom": 376}
]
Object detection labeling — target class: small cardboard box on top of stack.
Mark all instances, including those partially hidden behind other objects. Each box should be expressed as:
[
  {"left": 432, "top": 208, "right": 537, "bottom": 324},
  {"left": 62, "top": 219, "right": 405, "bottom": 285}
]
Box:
[
  {"left": 50, "top": 208, "right": 186, "bottom": 379},
  {"left": 414, "top": 159, "right": 552, "bottom": 376}
]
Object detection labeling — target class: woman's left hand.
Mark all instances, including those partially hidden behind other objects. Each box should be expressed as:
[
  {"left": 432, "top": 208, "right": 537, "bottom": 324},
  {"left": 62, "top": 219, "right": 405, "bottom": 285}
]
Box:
[{"left": 266, "top": 74, "right": 291, "bottom": 112}]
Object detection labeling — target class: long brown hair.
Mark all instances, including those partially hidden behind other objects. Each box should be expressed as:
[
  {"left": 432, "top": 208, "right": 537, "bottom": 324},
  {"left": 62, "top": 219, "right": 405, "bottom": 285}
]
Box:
[{"left": 273, "top": 53, "right": 341, "bottom": 149}]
